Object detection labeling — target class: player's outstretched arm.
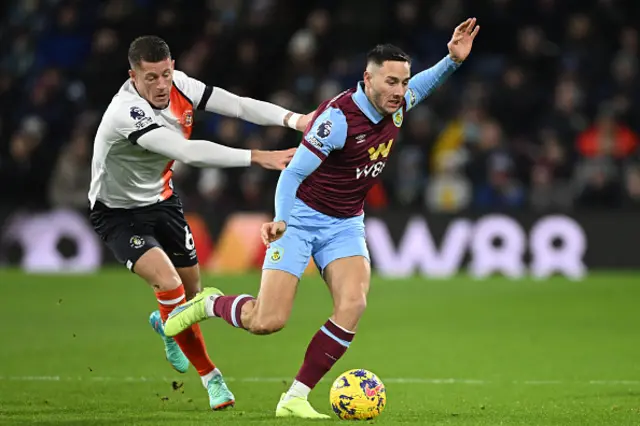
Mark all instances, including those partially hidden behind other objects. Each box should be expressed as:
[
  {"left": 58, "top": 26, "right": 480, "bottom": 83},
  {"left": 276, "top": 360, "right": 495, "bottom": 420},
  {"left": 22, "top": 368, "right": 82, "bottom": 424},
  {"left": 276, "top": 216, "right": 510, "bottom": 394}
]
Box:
[
  {"left": 172, "top": 70, "right": 314, "bottom": 131},
  {"left": 261, "top": 107, "right": 347, "bottom": 246},
  {"left": 204, "top": 86, "right": 313, "bottom": 132},
  {"left": 136, "top": 126, "right": 295, "bottom": 170},
  {"left": 405, "top": 17, "right": 480, "bottom": 111}
]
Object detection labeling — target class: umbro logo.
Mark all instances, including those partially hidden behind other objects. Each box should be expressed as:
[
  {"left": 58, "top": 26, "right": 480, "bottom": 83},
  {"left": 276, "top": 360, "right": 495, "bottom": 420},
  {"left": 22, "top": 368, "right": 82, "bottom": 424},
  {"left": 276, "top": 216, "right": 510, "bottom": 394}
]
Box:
[{"left": 356, "top": 134, "right": 366, "bottom": 144}]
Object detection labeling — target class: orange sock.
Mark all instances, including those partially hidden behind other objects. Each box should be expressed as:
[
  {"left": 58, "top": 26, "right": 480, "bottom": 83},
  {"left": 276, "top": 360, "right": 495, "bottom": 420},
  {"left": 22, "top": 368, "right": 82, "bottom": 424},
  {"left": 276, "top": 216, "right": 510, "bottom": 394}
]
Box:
[{"left": 156, "top": 285, "right": 215, "bottom": 376}]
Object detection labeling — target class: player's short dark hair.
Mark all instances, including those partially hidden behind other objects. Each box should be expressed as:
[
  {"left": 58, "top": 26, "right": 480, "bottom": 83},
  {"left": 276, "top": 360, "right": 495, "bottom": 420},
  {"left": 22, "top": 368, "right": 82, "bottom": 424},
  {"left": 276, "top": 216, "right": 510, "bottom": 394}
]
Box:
[
  {"left": 366, "top": 44, "right": 411, "bottom": 67},
  {"left": 128, "top": 36, "right": 171, "bottom": 68}
]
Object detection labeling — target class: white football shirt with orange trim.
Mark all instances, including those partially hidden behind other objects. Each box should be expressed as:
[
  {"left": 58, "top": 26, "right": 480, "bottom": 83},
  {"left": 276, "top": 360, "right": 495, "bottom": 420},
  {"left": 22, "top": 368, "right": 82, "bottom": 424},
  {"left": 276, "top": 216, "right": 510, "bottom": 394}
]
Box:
[{"left": 88, "top": 70, "right": 211, "bottom": 209}]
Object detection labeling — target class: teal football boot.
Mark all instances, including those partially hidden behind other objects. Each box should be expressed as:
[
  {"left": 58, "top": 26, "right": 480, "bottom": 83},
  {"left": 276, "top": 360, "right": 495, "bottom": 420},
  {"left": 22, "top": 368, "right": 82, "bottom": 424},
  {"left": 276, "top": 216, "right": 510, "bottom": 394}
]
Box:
[
  {"left": 205, "top": 373, "right": 235, "bottom": 410},
  {"left": 149, "top": 310, "right": 189, "bottom": 374}
]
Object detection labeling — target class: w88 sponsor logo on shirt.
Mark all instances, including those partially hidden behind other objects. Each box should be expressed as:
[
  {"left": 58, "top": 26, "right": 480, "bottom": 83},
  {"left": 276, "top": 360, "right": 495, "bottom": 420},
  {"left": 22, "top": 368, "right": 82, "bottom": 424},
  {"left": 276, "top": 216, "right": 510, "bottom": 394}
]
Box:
[{"left": 356, "top": 161, "right": 386, "bottom": 179}]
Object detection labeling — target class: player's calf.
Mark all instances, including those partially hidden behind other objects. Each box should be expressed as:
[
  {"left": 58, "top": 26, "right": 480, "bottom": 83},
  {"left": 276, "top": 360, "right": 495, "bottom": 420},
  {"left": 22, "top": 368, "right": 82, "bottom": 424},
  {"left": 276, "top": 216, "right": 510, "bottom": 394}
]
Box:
[
  {"left": 197, "top": 269, "right": 297, "bottom": 335},
  {"left": 176, "top": 264, "right": 202, "bottom": 301},
  {"left": 283, "top": 256, "right": 370, "bottom": 403},
  {"left": 136, "top": 248, "right": 234, "bottom": 409},
  {"left": 205, "top": 293, "right": 256, "bottom": 330},
  {"left": 204, "top": 293, "right": 289, "bottom": 335},
  {"left": 243, "top": 269, "right": 299, "bottom": 334},
  {"left": 164, "top": 270, "right": 298, "bottom": 340},
  {"left": 246, "top": 314, "right": 287, "bottom": 335}
]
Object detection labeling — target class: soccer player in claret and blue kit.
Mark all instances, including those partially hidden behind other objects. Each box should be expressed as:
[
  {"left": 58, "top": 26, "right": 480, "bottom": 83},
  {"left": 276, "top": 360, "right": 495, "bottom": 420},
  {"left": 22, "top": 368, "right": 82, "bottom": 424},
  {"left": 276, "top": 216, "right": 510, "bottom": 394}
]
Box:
[{"left": 165, "top": 18, "right": 480, "bottom": 418}]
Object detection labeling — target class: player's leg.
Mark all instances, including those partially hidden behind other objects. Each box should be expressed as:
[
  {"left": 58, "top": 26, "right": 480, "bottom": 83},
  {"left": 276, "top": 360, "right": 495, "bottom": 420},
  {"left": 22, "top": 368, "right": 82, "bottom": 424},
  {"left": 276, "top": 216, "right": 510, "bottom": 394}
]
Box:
[
  {"left": 152, "top": 197, "right": 234, "bottom": 410},
  {"left": 164, "top": 226, "right": 312, "bottom": 337},
  {"left": 322, "top": 256, "right": 370, "bottom": 330},
  {"left": 278, "top": 217, "right": 369, "bottom": 418},
  {"left": 89, "top": 202, "right": 191, "bottom": 374},
  {"left": 176, "top": 263, "right": 202, "bottom": 300},
  {"left": 238, "top": 269, "right": 298, "bottom": 334},
  {"left": 148, "top": 261, "right": 192, "bottom": 375}
]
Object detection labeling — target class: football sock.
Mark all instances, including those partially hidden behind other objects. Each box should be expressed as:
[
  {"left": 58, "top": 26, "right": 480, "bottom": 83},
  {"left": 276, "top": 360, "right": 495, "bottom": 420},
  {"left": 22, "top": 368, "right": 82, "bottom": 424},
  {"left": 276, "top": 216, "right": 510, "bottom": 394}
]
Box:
[
  {"left": 200, "top": 367, "right": 222, "bottom": 388},
  {"left": 284, "top": 380, "right": 312, "bottom": 401},
  {"left": 205, "top": 294, "right": 255, "bottom": 329},
  {"left": 156, "top": 285, "right": 216, "bottom": 376},
  {"left": 288, "top": 318, "right": 355, "bottom": 399}
]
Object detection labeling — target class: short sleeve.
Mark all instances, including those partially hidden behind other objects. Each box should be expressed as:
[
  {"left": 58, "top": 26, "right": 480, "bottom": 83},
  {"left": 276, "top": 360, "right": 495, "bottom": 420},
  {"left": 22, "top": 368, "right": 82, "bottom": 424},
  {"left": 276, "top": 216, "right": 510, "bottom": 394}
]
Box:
[
  {"left": 112, "top": 101, "right": 161, "bottom": 144},
  {"left": 301, "top": 107, "right": 348, "bottom": 159},
  {"left": 172, "top": 70, "right": 212, "bottom": 111}
]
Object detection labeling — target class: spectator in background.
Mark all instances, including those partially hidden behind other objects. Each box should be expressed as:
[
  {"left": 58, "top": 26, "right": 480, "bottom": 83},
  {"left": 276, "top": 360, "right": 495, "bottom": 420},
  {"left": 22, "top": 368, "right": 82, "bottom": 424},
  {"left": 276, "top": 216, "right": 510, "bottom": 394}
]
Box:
[
  {"left": 576, "top": 107, "right": 638, "bottom": 159},
  {"left": 2, "top": 0, "right": 640, "bottom": 213},
  {"left": 624, "top": 164, "right": 640, "bottom": 206},
  {"left": 49, "top": 130, "right": 91, "bottom": 209},
  {"left": 572, "top": 106, "right": 639, "bottom": 207},
  {"left": 83, "top": 28, "right": 123, "bottom": 108},
  {"left": 0, "top": 117, "right": 46, "bottom": 204},
  {"left": 36, "top": 3, "right": 92, "bottom": 70},
  {"left": 198, "top": 168, "right": 226, "bottom": 205},
  {"left": 514, "top": 25, "right": 556, "bottom": 86},
  {"left": 393, "top": 106, "right": 434, "bottom": 208},
  {"left": 573, "top": 156, "right": 622, "bottom": 207},
  {"left": 426, "top": 150, "right": 471, "bottom": 213},
  {"left": 1, "top": 30, "right": 35, "bottom": 76},
  {"left": 431, "top": 105, "right": 485, "bottom": 174},
  {"left": 529, "top": 129, "right": 574, "bottom": 211},
  {"left": 540, "top": 75, "right": 588, "bottom": 149},
  {"left": 490, "top": 65, "right": 542, "bottom": 139},
  {"left": 468, "top": 120, "right": 525, "bottom": 209}
]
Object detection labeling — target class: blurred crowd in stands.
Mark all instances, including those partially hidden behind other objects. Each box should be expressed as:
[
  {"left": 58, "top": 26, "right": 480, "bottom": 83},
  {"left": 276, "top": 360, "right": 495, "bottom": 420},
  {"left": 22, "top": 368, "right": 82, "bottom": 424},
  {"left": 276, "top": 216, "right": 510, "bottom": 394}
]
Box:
[{"left": 1, "top": 0, "right": 639, "bottom": 214}]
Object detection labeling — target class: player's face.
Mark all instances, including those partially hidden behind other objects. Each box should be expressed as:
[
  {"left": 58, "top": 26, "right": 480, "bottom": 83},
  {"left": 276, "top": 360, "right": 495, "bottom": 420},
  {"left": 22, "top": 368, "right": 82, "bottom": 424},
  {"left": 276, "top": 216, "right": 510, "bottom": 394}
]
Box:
[
  {"left": 364, "top": 60, "right": 410, "bottom": 115},
  {"left": 129, "top": 58, "right": 174, "bottom": 109}
]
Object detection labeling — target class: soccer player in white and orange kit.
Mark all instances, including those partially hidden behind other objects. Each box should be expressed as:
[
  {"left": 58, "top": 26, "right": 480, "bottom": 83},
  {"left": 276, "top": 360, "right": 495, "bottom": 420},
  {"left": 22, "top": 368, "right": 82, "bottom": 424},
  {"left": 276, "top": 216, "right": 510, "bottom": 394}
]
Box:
[{"left": 88, "top": 35, "right": 310, "bottom": 410}]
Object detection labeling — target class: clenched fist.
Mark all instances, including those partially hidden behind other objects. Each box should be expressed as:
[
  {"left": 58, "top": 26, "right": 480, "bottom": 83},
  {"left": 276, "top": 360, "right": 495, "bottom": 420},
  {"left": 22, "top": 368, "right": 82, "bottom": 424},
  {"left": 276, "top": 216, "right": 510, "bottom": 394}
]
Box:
[
  {"left": 251, "top": 148, "right": 296, "bottom": 171},
  {"left": 261, "top": 221, "right": 287, "bottom": 247}
]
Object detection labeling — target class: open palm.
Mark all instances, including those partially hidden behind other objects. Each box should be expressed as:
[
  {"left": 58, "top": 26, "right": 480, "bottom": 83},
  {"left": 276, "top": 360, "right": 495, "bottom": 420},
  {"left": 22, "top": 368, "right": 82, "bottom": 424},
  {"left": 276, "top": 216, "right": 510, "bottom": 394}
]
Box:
[{"left": 448, "top": 18, "right": 480, "bottom": 63}]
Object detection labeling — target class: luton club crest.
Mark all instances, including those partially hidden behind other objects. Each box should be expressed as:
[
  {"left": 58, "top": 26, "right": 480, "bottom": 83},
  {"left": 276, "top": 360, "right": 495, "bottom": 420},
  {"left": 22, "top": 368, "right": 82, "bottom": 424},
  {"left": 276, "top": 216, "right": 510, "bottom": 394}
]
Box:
[{"left": 182, "top": 110, "right": 194, "bottom": 127}]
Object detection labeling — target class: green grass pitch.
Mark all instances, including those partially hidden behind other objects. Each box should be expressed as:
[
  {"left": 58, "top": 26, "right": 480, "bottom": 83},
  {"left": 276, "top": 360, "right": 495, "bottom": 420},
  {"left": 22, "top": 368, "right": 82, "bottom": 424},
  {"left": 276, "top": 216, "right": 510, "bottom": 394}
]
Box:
[{"left": 1, "top": 269, "right": 639, "bottom": 425}]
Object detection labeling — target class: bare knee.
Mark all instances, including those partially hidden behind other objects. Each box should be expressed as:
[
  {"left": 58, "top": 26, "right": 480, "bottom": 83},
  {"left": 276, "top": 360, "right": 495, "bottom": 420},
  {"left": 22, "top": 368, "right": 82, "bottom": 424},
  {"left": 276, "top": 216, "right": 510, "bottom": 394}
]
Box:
[
  {"left": 140, "top": 267, "right": 181, "bottom": 292},
  {"left": 334, "top": 293, "right": 367, "bottom": 328},
  {"left": 150, "top": 274, "right": 181, "bottom": 292},
  {"left": 134, "top": 248, "right": 182, "bottom": 292},
  {"left": 248, "top": 316, "right": 287, "bottom": 335},
  {"left": 335, "top": 293, "right": 367, "bottom": 318}
]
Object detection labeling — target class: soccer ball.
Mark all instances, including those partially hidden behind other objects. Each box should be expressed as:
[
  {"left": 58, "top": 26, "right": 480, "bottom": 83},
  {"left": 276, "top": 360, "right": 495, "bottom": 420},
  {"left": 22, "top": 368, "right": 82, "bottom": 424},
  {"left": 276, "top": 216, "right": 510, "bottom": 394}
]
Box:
[{"left": 329, "top": 369, "right": 386, "bottom": 420}]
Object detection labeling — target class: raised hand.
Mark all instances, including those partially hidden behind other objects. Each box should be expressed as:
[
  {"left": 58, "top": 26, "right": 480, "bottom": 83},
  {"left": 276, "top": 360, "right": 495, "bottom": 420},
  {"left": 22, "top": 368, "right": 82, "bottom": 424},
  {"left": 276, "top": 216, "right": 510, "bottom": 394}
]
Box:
[{"left": 448, "top": 17, "right": 480, "bottom": 64}]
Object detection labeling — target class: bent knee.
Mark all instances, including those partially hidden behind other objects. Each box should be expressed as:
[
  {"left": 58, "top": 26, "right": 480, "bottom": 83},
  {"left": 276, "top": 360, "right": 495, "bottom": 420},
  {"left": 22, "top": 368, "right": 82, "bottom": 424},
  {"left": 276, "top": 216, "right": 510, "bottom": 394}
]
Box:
[{"left": 249, "top": 317, "right": 287, "bottom": 335}]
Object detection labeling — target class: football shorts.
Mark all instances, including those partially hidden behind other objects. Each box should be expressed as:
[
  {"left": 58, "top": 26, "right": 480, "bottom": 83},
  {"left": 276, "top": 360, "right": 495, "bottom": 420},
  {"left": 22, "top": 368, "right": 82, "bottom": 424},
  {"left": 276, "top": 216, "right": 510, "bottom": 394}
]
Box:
[
  {"left": 89, "top": 194, "right": 198, "bottom": 272},
  {"left": 262, "top": 197, "right": 370, "bottom": 279}
]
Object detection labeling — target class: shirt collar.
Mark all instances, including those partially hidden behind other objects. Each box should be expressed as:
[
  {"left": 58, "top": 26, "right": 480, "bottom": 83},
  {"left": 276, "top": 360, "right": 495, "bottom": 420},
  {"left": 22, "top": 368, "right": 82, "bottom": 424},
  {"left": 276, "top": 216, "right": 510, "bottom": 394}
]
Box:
[{"left": 352, "top": 81, "right": 383, "bottom": 124}]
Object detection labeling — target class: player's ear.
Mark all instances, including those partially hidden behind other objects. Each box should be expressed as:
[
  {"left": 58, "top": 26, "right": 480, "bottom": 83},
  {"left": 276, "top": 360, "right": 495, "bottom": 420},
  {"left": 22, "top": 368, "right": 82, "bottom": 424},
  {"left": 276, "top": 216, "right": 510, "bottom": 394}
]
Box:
[
  {"left": 363, "top": 70, "right": 372, "bottom": 87},
  {"left": 171, "top": 59, "right": 175, "bottom": 70},
  {"left": 128, "top": 69, "right": 135, "bottom": 81}
]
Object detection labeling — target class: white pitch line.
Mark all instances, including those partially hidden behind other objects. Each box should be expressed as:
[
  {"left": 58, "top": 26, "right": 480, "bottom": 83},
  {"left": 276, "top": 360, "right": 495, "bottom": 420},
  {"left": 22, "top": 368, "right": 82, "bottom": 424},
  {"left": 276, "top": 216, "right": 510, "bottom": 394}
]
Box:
[{"left": 0, "top": 376, "right": 639, "bottom": 385}]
